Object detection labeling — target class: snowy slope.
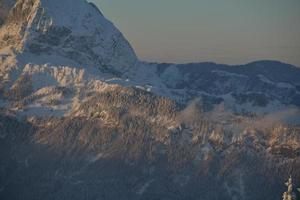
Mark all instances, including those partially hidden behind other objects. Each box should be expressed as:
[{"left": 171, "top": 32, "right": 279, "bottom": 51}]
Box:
[
  {"left": 0, "top": 0, "right": 137, "bottom": 72},
  {"left": 0, "top": 0, "right": 139, "bottom": 116},
  {"left": 0, "top": 0, "right": 300, "bottom": 118}
]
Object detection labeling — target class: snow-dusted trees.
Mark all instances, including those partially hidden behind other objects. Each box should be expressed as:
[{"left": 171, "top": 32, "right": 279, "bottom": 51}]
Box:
[{"left": 282, "top": 176, "right": 296, "bottom": 200}]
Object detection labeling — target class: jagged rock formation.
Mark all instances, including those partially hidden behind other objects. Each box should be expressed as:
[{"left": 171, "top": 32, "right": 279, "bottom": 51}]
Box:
[{"left": 0, "top": 0, "right": 299, "bottom": 200}]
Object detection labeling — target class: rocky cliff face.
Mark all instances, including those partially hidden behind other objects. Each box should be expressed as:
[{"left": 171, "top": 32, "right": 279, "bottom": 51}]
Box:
[{"left": 0, "top": 0, "right": 299, "bottom": 200}]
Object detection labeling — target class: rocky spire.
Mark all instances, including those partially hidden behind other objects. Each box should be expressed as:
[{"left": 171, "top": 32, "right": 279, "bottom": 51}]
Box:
[{"left": 282, "top": 176, "right": 297, "bottom": 200}]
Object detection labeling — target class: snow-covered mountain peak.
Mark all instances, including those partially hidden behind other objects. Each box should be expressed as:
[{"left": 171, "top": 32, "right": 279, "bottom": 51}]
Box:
[
  {"left": 31, "top": 0, "right": 110, "bottom": 34},
  {"left": 0, "top": 0, "right": 137, "bottom": 73},
  {"left": 0, "top": 0, "right": 140, "bottom": 117}
]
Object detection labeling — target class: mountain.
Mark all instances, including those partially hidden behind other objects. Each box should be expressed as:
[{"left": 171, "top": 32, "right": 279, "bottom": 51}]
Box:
[
  {"left": 132, "top": 61, "right": 300, "bottom": 114},
  {"left": 0, "top": 0, "right": 299, "bottom": 200},
  {"left": 0, "top": 0, "right": 139, "bottom": 116},
  {"left": 0, "top": 0, "right": 137, "bottom": 72}
]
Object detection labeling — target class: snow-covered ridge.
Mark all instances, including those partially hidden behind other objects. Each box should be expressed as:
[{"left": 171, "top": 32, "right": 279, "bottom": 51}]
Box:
[
  {"left": 0, "top": 0, "right": 300, "bottom": 118},
  {"left": 0, "top": 0, "right": 141, "bottom": 116},
  {"left": 0, "top": 0, "right": 137, "bottom": 73}
]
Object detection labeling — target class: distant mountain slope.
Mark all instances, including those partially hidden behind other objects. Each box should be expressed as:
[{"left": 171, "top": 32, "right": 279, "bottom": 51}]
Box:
[{"left": 153, "top": 61, "right": 300, "bottom": 110}]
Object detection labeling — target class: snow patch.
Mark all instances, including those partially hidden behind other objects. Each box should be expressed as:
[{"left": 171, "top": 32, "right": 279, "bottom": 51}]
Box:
[{"left": 136, "top": 180, "right": 154, "bottom": 195}]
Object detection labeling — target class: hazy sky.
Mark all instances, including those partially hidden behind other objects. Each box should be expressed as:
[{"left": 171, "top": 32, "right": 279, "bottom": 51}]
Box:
[{"left": 90, "top": 0, "right": 300, "bottom": 66}]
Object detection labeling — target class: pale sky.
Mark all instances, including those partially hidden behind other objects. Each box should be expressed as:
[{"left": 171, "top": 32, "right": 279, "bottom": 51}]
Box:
[{"left": 90, "top": 0, "right": 300, "bottom": 66}]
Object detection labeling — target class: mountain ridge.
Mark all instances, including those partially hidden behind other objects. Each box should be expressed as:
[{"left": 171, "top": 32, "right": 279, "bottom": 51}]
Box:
[
  {"left": 0, "top": 1, "right": 299, "bottom": 200},
  {"left": 1, "top": 0, "right": 300, "bottom": 118}
]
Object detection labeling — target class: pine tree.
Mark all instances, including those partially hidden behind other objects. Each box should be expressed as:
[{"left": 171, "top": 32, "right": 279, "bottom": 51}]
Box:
[{"left": 282, "top": 176, "right": 296, "bottom": 200}]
